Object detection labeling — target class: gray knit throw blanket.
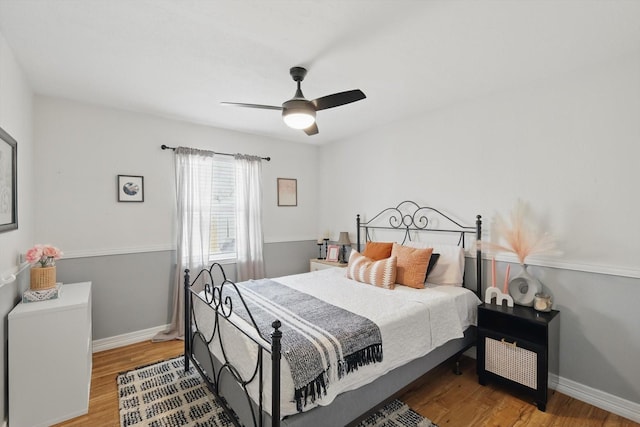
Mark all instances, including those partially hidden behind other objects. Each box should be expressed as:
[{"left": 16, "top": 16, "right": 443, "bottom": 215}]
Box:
[{"left": 223, "top": 279, "right": 383, "bottom": 412}]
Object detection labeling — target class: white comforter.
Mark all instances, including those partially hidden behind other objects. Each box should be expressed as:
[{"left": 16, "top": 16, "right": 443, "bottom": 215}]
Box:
[{"left": 192, "top": 267, "right": 480, "bottom": 418}]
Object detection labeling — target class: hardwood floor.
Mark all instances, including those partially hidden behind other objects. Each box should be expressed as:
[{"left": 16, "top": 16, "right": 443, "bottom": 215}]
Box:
[
  {"left": 54, "top": 340, "right": 638, "bottom": 427},
  {"left": 53, "top": 340, "right": 184, "bottom": 427},
  {"left": 397, "top": 356, "right": 638, "bottom": 427}
]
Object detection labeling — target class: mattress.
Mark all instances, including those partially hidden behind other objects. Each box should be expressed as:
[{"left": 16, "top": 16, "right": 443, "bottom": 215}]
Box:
[{"left": 192, "top": 267, "right": 481, "bottom": 418}]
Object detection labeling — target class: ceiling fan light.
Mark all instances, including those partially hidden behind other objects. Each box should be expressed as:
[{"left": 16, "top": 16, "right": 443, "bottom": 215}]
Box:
[
  {"left": 283, "top": 111, "right": 316, "bottom": 129},
  {"left": 282, "top": 98, "right": 316, "bottom": 129}
]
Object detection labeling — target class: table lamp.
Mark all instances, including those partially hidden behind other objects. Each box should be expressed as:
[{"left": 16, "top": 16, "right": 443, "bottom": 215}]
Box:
[{"left": 337, "top": 232, "right": 351, "bottom": 264}]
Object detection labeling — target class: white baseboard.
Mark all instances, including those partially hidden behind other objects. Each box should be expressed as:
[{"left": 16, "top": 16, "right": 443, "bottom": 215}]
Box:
[
  {"left": 549, "top": 374, "right": 640, "bottom": 423},
  {"left": 464, "top": 346, "right": 638, "bottom": 423},
  {"left": 92, "top": 324, "right": 170, "bottom": 353}
]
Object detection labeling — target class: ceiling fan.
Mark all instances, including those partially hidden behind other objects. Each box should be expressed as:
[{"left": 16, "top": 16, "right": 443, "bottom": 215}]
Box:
[{"left": 221, "top": 67, "right": 366, "bottom": 136}]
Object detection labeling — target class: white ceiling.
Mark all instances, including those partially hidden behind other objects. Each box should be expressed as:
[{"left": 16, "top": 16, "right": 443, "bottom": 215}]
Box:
[{"left": 1, "top": 0, "right": 639, "bottom": 144}]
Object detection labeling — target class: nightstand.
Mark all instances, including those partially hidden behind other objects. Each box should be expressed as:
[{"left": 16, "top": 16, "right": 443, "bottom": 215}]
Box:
[
  {"left": 477, "top": 302, "right": 559, "bottom": 411},
  {"left": 310, "top": 258, "right": 348, "bottom": 272}
]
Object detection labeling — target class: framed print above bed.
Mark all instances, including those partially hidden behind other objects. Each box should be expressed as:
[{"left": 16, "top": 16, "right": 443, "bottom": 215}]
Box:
[
  {"left": 0, "top": 126, "right": 17, "bottom": 233},
  {"left": 117, "top": 175, "right": 144, "bottom": 202}
]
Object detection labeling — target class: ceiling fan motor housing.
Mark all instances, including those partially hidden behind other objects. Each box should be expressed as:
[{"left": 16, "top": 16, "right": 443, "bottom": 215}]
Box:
[{"left": 289, "top": 66, "right": 308, "bottom": 82}]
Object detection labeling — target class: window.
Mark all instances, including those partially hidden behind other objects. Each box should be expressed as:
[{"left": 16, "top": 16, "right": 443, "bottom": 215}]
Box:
[{"left": 209, "top": 156, "right": 236, "bottom": 261}]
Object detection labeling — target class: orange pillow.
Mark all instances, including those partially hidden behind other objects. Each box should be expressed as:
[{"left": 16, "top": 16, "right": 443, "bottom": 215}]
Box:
[
  {"left": 391, "top": 243, "right": 433, "bottom": 289},
  {"left": 362, "top": 242, "right": 393, "bottom": 261},
  {"left": 346, "top": 250, "right": 397, "bottom": 289}
]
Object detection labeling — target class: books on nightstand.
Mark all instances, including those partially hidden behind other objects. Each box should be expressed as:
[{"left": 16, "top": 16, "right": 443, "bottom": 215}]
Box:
[{"left": 22, "top": 283, "right": 63, "bottom": 303}]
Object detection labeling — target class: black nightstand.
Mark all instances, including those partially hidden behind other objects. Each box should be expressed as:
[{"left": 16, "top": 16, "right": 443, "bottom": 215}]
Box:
[{"left": 477, "top": 302, "right": 559, "bottom": 411}]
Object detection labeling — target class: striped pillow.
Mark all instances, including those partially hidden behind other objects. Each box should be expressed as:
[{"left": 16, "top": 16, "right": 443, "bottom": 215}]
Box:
[{"left": 346, "top": 250, "right": 397, "bottom": 289}]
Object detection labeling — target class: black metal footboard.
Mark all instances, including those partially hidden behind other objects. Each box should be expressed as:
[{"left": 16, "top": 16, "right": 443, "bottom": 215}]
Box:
[{"left": 184, "top": 263, "right": 282, "bottom": 427}]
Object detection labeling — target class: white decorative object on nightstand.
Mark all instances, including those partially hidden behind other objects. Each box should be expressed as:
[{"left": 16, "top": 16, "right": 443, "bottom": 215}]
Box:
[
  {"left": 310, "top": 259, "right": 348, "bottom": 272},
  {"left": 484, "top": 287, "right": 514, "bottom": 307},
  {"left": 9, "top": 282, "right": 92, "bottom": 427}
]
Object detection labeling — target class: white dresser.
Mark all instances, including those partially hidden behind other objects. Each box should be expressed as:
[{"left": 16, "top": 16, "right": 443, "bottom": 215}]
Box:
[{"left": 9, "top": 282, "right": 92, "bottom": 427}]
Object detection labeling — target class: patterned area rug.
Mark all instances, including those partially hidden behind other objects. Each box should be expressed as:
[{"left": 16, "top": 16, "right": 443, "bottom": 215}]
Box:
[{"left": 117, "top": 356, "right": 437, "bottom": 427}]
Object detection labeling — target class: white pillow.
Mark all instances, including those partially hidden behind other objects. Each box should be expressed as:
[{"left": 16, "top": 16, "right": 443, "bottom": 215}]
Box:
[{"left": 404, "top": 241, "right": 465, "bottom": 286}]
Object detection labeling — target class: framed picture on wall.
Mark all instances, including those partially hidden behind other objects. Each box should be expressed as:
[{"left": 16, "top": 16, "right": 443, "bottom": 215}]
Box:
[
  {"left": 326, "top": 245, "right": 340, "bottom": 262},
  {"left": 0, "top": 126, "right": 18, "bottom": 233},
  {"left": 277, "top": 178, "right": 297, "bottom": 206},
  {"left": 117, "top": 175, "right": 144, "bottom": 202}
]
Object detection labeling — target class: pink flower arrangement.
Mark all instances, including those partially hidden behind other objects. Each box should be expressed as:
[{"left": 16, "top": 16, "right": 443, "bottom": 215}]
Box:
[{"left": 25, "top": 244, "right": 63, "bottom": 268}]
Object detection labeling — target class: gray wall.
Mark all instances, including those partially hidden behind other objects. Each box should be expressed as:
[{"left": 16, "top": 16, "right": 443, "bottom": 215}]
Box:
[
  {"left": 477, "top": 259, "right": 640, "bottom": 404},
  {"left": 68, "top": 243, "right": 640, "bottom": 403},
  {"left": 537, "top": 265, "right": 639, "bottom": 403},
  {"left": 57, "top": 251, "right": 176, "bottom": 340},
  {"left": 57, "top": 241, "right": 318, "bottom": 340},
  {"left": 264, "top": 241, "right": 319, "bottom": 279}
]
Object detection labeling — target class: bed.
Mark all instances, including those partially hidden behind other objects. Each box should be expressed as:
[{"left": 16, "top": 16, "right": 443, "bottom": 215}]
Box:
[{"left": 184, "top": 201, "right": 483, "bottom": 427}]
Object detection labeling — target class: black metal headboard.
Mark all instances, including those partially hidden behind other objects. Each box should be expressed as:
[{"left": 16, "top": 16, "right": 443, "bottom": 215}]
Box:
[{"left": 356, "top": 200, "right": 482, "bottom": 298}]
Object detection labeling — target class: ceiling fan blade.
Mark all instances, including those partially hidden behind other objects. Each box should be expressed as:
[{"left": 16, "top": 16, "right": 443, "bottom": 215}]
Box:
[
  {"left": 304, "top": 123, "right": 319, "bottom": 136},
  {"left": 221, "top": 102, "right": 282, "bottom": 111},
  {"left": 311, "top": 89, "right": 366, "bottom": 111}
]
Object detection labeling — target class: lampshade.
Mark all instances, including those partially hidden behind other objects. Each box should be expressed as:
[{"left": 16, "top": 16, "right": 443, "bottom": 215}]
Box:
[
  {"left": 282, "top": 99, "right": 316, "bottom": 129},
  {"left": 337, "top": 232, "right": 351, "bottom": 246}
]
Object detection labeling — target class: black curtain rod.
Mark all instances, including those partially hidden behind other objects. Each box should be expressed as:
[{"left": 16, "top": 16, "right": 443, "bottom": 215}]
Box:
[{"left": 160, "top": 144, "right": 271, "bottom": 161}]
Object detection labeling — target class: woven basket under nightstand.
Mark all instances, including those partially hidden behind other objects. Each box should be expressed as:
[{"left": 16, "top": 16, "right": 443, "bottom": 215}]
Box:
[{"left": 484, "top": 335, "right": 538, "bottom": 389}]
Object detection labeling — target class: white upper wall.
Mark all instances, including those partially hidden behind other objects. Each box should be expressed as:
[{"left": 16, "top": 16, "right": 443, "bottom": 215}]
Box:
[
  {"left": 0, "top": 28, "right": 33, "bottom": 427},
  {"left": 34, "top": 97, "right": 319, "bottom": 257},
  {"left": 318, "top": 51, "right": 640, "bottom": 277},
  {"left": 0, "top": 30, "right": 33, "bottom": 273}
]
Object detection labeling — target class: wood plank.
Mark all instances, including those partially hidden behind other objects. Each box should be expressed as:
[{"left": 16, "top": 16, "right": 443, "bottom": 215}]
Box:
[{"left": 53, "top": 341, "right": 639, "bottom": 426}]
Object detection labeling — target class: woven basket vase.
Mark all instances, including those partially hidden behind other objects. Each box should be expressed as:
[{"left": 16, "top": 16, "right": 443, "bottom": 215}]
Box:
[{"left": 30, "top": 266, "right": 57, "bottom": 290}]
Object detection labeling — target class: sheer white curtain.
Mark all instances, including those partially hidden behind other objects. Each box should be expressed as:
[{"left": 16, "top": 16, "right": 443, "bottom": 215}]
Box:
[
  {"left": 154, "top": 147, "right": 215, "bottom": 341},
  {"left": 235, "top": 154, "right": 265, "bottom": 281}
]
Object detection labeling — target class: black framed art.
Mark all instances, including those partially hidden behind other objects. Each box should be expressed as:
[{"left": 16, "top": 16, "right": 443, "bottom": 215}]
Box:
[
  {"left": 0, "top": 126, "right": 17, "bottom": 233},
  {"left": 117, "top": 175, "right": 144, "bottom": 202}
]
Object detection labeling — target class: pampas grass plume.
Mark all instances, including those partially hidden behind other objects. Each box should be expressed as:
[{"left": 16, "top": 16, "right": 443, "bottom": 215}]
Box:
[{"left": 486, "top": 200, "right": 558, "bottom": 264}]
